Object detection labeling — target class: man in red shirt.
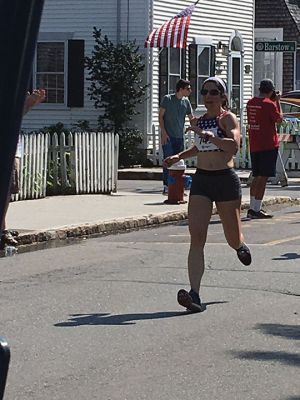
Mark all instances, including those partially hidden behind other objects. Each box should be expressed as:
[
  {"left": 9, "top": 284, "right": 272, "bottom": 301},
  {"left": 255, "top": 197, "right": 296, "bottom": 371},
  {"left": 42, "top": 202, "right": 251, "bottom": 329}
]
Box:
[{"left": 246, "top": 79, "right": 283, "bottom": 219}]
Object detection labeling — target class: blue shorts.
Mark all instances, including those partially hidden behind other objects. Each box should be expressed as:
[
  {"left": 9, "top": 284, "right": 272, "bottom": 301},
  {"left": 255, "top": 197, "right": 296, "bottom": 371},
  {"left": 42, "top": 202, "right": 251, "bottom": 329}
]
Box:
[
  {"left": 250, "top": 149, "right": 278, "bottom": 177},
  {"left": 190, "top": 168, "right": 241, "bottom": 202}
]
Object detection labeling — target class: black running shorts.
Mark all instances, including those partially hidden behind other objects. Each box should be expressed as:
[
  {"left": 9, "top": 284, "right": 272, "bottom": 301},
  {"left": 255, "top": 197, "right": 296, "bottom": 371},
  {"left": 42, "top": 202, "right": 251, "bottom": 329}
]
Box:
[
  {"left": 190, "top": 168, "right": 241, "bottom": 202},
  {"left": 250, "top": 149, "right": 278, "bottom": 177}
]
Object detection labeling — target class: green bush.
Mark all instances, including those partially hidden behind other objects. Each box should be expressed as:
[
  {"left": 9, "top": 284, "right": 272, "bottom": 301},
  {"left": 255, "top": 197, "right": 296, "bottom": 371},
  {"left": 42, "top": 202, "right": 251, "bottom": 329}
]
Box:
[
  {"left": 85, "top": 28, "right": 149, "bottom": 166},
  {"left": 118, "top": 128, "right": 144, "bottom": 167}
]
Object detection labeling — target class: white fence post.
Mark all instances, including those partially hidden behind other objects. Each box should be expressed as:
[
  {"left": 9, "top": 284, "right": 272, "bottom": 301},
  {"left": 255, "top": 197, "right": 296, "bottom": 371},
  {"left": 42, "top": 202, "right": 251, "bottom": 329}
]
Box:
[{"left": 11, "top": 132, "right": 49, "bottom": 201}]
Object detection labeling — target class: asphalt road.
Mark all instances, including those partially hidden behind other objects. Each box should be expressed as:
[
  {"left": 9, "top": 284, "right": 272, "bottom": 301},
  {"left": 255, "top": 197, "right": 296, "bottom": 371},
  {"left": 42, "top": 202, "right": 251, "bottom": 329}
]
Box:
[
  {"left": 118, "top": 178, "right": 300, "bottom": 199},
  {"left": 0, "top": 204, "right": 299, "bottom": 400}
]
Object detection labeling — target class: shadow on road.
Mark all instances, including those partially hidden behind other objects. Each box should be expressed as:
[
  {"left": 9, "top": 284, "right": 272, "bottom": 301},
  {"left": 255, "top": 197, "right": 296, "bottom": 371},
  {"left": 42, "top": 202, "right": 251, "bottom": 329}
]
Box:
[
  {"left": 272, "top": 253, "right": 300, "bottom": 260},
  {"left": 55, "top": 311, "right": 188, "bottom": 326},
  {"left": 54, "top": 301, "right": 227, "bottom": 327},
  {"left": 231, "top": 350, "right": 300, "bottom": 367},
  {"left": 255, "top": 323, "right": 300, "bottom": 340},
  {"left": 231, "top": 323, "right": 300, "bottom": 368}
]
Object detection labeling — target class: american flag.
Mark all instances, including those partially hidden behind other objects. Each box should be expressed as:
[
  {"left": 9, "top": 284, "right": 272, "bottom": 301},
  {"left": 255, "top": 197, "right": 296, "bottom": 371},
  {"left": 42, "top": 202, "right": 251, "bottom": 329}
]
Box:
[{"left": 145, "top": 3, "right": 196, "bottom": 49}]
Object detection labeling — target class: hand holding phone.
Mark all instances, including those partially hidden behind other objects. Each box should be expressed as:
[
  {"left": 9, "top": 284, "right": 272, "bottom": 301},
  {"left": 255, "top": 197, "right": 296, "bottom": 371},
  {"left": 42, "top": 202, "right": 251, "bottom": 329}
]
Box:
[{"left": 270, "top": 90, "right": 281, "bottom": 101}]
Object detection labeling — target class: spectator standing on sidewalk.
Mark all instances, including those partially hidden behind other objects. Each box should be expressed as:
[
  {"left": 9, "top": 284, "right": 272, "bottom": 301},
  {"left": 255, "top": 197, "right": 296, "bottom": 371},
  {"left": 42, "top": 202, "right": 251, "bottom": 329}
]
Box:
[
  {"left": 246, "top": 79, "right": 283, "bottom": 219},
  {"left": 0, "top": 89, "right": 46, "bottom": 249},
  {"left": 159, "top": 79, "right": 194, "bottom": 195},
  {"left": 163, "top": 77, "right": 251, "bottom": 313}
]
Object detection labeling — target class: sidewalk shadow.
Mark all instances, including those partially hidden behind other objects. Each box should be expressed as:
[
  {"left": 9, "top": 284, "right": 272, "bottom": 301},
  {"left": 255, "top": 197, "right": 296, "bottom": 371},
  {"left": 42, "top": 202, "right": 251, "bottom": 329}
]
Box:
[
  {"left": 54, "top": 301, "right": 227, "bottom": 327},
  {"left": 272, "top": 253, "right": 300, "bottom": 260},
  {"left": 135, "top": 189, "right": 162, "bottom": 194},
  {"left": 144, "top": 202, "right": 171, "bottom": 206}
]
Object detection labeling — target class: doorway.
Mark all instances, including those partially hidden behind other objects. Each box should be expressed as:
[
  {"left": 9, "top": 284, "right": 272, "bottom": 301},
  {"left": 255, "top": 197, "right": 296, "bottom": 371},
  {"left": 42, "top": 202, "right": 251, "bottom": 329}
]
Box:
[{"left": 227, "top": 31, "right": 244, "bottom": 124}]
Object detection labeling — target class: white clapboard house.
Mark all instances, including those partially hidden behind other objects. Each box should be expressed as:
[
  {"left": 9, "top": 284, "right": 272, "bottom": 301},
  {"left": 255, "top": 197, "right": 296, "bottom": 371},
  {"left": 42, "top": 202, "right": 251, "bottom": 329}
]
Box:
[{"left": 22, "top": 0, "right": 255, "bottom": 151}]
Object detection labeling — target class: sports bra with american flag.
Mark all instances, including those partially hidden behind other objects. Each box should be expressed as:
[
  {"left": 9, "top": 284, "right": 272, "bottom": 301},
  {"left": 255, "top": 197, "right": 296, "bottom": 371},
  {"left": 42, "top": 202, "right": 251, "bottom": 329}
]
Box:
[{"left": 194, "top": 112, "right": 228, "bottom": 152}]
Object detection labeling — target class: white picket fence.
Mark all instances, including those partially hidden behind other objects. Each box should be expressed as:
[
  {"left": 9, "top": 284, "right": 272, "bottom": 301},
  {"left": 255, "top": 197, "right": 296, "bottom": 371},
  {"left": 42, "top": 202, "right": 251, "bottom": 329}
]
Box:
[
  {"left": 12, "top": 131, "right": 119, "bottom": 201},
  {"left": 147, "top": 120, "right": 300, "bottom": 170},
  {"left": 74, "top": 132, "right": 119, "bottom": 194},
  {"left": 12, "top": 133, "right": 49, "bottom": 201}
]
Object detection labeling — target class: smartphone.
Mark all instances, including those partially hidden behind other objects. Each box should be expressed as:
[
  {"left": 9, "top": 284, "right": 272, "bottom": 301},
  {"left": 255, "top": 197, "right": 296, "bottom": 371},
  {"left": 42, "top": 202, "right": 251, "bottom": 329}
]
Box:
[{"left": 0, "top": 337, "right": 10, "bottom": 400}]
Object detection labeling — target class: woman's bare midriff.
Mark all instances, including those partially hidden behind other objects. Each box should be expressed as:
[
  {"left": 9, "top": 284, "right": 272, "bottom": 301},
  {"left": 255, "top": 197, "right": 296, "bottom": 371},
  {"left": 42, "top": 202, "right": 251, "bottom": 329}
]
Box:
[{"left": 196, "top": 151, "right": 234, "bottom": 170}]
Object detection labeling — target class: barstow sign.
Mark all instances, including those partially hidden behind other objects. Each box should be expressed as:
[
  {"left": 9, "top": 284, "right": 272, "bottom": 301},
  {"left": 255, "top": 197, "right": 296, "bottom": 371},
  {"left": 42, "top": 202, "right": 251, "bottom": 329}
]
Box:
[{"left": 255, "top": 41, "right": 296, "bottom": 52}]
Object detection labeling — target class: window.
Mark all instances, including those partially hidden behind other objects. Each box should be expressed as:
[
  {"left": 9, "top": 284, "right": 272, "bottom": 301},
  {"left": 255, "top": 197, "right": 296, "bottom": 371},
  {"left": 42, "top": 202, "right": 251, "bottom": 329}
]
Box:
[
  {"left": 169, "top": 48, "right": 182, "bottom": 93},
  {"left": 36, "top": 42, "right": 66, "bottom": 104},
  {"left": 189, "top": 44, "right": 215, "bottom": 108},
  {"left": 32, "top": 39, "right": 85, "bottom": 108},
  {"left": 280, "top": 102, "right": 292, "bottom": 113},
  {"left": 290, "top": 105, "right": 300, "bottom": 113},
  {"left": 159, "top": 48, "right": 186, "bottom": 100},
  {"left": 231, "top": 56, "right": 241, "bottom": 116},
  {"left": 197, "top": 46, "right": 210, "bottom": 105}
]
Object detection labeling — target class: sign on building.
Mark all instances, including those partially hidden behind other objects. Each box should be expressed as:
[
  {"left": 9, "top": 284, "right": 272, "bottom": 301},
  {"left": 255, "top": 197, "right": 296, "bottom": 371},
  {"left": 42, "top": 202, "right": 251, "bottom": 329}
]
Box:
[{"left": 255, "top": 41, "right": 296, "bottom": 52}]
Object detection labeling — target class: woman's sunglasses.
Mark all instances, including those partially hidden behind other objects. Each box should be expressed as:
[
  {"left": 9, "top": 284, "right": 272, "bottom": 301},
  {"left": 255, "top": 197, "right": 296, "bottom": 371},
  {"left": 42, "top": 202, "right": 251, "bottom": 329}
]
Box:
[{"left": 200, "top": 89, "right": 221, "bottom": 96}]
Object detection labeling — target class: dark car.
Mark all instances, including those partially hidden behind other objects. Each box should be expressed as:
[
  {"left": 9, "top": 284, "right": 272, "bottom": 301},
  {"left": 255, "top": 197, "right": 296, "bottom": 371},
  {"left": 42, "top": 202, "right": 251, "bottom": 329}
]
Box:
[{"left": 281, "top": 90, "right": 300, "bottom": 99}]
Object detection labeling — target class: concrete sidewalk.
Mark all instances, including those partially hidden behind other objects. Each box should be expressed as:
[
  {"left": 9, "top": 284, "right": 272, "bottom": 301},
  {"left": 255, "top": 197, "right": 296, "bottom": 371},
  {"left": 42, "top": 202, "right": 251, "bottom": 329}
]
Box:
[{"left": 5, "top": 169, "right": 300, "bottom": 248}]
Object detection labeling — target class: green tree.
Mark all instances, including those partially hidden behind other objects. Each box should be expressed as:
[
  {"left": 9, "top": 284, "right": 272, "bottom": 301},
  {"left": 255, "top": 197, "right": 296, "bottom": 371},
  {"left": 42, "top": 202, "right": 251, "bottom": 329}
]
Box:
[{"left": 85, "top": 28, "right": 149, "bottom": 166}]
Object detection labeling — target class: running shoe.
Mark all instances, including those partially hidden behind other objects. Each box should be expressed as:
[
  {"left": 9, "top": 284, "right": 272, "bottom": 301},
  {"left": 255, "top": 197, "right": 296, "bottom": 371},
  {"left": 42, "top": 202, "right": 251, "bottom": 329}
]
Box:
[
  {"left": 247, "top": 209, "right": 273, "bottom": 219},
  {"left": 236, "top": 243, "right": 252, "bottom": 266},
  {"left": 177, "top": 289, "right": 205, "bottom": 313}
]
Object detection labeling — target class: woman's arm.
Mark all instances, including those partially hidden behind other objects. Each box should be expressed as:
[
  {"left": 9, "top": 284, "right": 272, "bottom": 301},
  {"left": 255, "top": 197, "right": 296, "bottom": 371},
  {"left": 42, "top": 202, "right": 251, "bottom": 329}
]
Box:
[
  {"left": 210, "top": 112, "right": 240, "bottom": 155},
  {"left": 163, "top": 146, "right": 198, "bottom": 168}
]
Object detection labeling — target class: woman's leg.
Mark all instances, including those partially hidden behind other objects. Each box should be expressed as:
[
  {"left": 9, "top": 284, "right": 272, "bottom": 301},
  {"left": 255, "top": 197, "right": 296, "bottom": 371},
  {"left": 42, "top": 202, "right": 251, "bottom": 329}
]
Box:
[
  {"left": 216, "top": 199, "right": 252, "bottom": 265},
  {"left": 216, "top": 199, "right": 244, "bottom": 250},
  {"left": 188, "top": 195, "right": 213, "bottom": 293}
]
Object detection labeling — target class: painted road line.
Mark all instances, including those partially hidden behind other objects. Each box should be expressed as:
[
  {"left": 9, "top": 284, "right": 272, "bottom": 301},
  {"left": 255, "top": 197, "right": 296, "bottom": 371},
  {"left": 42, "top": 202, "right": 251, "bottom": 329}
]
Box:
[{"left": 263, "top": 235, "right": 300, "bottom": 246}]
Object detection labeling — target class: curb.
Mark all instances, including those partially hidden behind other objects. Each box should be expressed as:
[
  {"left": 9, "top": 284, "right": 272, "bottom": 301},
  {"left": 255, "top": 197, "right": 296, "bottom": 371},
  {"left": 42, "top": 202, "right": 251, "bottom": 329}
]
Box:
[
  {"left": 16, "top": 196, "right": 300, "bottom": 249},
  {"left": 118, "top": 170, "right": 250, "bottom": 183}
]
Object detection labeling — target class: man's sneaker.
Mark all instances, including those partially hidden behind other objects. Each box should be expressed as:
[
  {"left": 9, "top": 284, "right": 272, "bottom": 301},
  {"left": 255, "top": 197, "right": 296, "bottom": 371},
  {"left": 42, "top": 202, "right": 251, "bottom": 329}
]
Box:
[
  {"left": 162, "top": 185, "right": 168, "bottom": 196},
  {"left": 247, "top": 209, "right": 273, "bottom": 219},
  {"left": 177, "top": 289, "right": 205, "bottom": 313},
  {"left": 236, "top": 243, "right": 252, "bottom": 266}
]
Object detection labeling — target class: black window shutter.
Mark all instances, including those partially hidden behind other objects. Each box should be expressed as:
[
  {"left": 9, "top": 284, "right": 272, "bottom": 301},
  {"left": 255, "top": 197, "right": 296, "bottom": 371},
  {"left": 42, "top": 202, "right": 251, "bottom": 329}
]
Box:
[
  {"left": 181, "top": 48, "right": 186, "bottom": 79},
  {"left": 67, "top": 40, "right": 84, "bottom": 107},
  {"left": 188, "top": 44, "right": 197, "bottom": 109},
  {"left": 210, "top": 45, "right": 216, "bottom": 76},
  {"left": 159, "top": 48, "right": 168, "bottom": 103}
]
